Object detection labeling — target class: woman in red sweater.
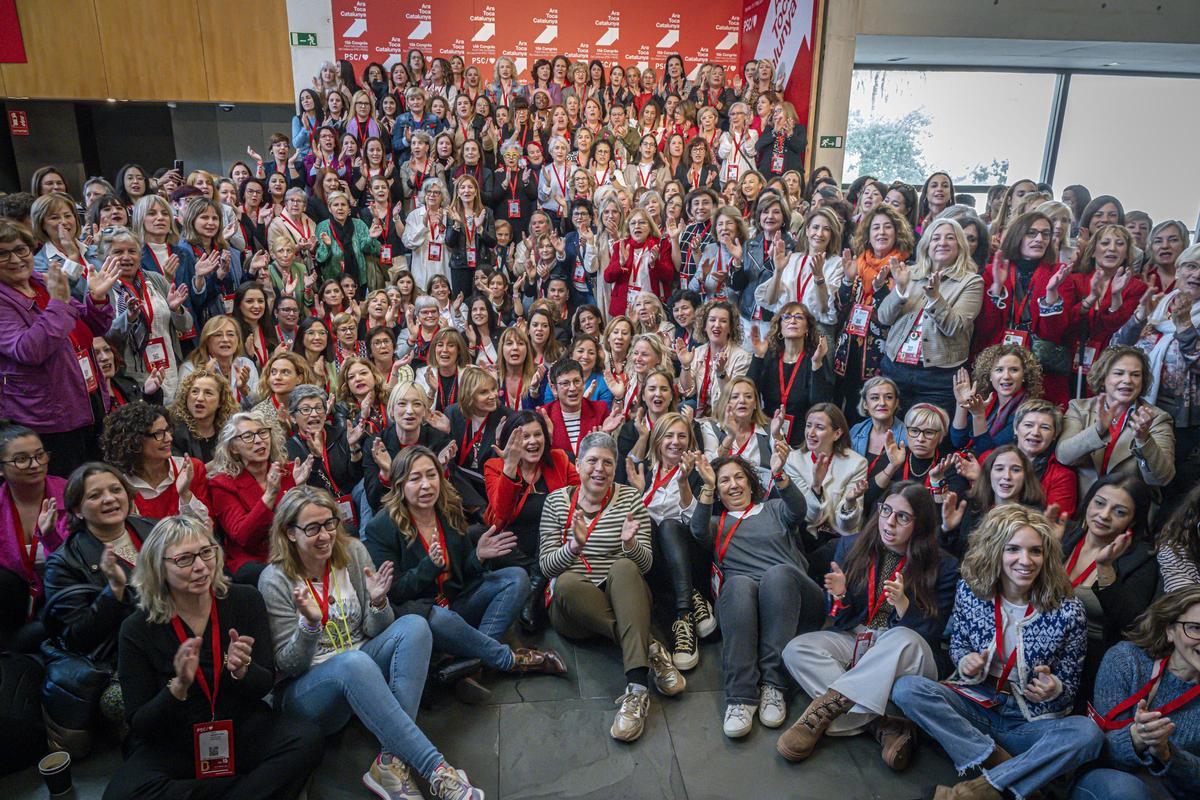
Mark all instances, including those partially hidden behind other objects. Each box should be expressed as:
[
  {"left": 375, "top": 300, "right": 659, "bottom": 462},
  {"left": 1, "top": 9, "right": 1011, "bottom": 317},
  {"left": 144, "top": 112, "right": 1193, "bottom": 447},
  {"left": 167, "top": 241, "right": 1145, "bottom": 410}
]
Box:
[
  {"left": 207, "top": 410, "right": 312, "bottom": 584},
  {"left": 1040, "top": 224, "right": 1146, "bottom": 403},
  {"left": 971, "top": 399, "right": 1078, "bottom": 519},
  {"left": 483, "top": 410, "right": 579, "bottom": 631},
  {"left": 603, "top": 208, "right": 676, "bottom": 319}
]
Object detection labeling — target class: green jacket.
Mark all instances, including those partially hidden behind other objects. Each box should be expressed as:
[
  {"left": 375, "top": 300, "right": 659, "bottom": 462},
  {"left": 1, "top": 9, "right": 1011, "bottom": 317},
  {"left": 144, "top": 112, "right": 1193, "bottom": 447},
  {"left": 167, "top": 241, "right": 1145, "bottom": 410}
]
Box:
[{"left": 315, "top": 217, "right": 381, "bottom": 283}]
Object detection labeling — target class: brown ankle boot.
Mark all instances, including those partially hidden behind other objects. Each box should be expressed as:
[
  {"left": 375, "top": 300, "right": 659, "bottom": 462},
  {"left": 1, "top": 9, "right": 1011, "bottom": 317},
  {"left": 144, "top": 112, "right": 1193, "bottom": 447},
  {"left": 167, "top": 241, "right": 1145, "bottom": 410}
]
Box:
[
  {"left": 775, "top": 688, "right": 854, "bottom": 762},
  {"left": 933, "top": 775, "right": 1003, "bottom": 800},
  {"left": 982, "top": 745, "right": 1012, "bottom": 769},
  {"left": 510, "top": 647, "right": 568, "bottom": 675},
  {"left": 869, "top": 715, "right": 915, "bottom": 771}
]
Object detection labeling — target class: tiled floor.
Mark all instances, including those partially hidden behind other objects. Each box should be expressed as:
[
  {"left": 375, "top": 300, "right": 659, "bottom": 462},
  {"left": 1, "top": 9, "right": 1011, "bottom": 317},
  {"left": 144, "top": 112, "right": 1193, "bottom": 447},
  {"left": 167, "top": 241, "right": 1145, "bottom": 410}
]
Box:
[{"left": 2, "top": 630, "right": 960, "bottom": 799}]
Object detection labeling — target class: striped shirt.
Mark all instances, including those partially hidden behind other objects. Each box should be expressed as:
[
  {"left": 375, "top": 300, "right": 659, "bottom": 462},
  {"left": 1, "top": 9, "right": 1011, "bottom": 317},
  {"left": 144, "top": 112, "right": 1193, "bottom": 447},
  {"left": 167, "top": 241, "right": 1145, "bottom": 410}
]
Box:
[{"left": 539, "top": 483, "right": 652, "bottom": 586}]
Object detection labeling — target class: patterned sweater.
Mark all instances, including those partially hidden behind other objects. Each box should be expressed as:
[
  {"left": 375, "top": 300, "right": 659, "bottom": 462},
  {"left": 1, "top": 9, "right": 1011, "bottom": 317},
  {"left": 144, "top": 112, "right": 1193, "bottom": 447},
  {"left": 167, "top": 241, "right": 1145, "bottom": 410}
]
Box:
[
  {"left": 538, "top": 484, "right": 652, "bottom": 586},
  {"left": 948, "top": 579, "right": 1087, "bottom": 720}
]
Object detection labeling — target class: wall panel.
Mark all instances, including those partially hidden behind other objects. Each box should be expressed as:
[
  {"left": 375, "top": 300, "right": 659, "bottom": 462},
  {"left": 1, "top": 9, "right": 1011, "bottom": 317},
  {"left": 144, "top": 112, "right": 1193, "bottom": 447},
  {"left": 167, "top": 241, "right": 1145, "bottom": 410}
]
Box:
[
  {"left": 1, "top": 0, "right": 107, "bottom": 99},
  {"left": 197, "top": 0, "right": 293, "bottom": 104},
  {"left": 93, "top": 0, "right": 209, "bottom": 101}
]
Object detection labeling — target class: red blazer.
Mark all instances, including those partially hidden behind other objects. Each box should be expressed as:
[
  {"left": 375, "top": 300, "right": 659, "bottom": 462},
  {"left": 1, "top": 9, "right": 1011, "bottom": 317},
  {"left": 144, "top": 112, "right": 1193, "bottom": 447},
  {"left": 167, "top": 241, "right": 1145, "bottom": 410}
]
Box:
[
  {"left": 483, "top": 449, "right": 580, "bottom": 529},
  {"left": 1041, "top": 454, "right": 1078, "bottom": 520},
  {"left": 1064, "top": 272, "right": 1147, "bottom": 356},
  {"left": 603, "top": 236, "right": 676, "bottom": 317},
  {"left": 971, "top": 259, "right": 1060, "bottom": 357},
  {"left": 209, "top": 468, "right": 296, "bottom": 574},
  {"left": 543, "top": 398, "right": 609, "bottom": 460}
]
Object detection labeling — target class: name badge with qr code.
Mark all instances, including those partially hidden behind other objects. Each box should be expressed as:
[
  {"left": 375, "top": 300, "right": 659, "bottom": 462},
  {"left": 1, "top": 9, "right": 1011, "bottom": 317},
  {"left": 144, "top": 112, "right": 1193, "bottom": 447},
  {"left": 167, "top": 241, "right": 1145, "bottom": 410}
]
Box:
[{"left": 193, "top": 720, "right": 235, "bottom": 779}]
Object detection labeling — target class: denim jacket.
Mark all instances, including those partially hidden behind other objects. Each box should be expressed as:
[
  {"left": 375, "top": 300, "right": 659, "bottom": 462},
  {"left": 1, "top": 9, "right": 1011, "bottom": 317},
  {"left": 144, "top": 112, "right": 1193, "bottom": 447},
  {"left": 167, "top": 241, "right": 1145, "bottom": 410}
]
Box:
[{"left": 849, "top": 418, "right": 907, "bottom": 459}]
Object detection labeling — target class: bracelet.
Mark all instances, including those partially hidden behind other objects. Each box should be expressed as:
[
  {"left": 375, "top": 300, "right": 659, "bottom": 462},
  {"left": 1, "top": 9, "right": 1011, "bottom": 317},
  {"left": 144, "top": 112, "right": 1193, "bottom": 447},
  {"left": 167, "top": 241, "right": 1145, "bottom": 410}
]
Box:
[{"left": 299, "top": 618, "right": 322, "bottom": 633}]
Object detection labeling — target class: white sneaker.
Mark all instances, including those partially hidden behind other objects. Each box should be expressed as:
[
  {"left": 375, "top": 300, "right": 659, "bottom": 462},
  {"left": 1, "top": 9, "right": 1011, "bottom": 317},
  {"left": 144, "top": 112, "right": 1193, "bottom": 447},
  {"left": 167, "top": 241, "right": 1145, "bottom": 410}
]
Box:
[
  {"left": 611, "top": 683, "right": 651, "bottom": 742},
  {"left": 759, "top": 684, "right": 787, "bottom": 728},
  {"left": 363, "top": 753, "right": 424, "bottom": 800},
  {"left": 723, "top": 703, "right": 756, "bottom": 738}
]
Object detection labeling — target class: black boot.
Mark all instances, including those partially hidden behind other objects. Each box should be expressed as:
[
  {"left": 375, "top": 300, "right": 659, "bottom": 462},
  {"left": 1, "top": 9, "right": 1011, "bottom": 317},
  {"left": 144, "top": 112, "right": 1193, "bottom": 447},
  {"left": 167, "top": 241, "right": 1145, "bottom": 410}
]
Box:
[{"left": 521, "top": 572, "right": 548, "bottom": 634}]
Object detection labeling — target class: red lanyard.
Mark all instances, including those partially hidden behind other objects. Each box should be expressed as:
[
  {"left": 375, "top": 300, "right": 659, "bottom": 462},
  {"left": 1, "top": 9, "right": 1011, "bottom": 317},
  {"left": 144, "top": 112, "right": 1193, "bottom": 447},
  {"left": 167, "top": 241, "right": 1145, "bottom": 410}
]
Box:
[
  {"left": 993, "top": 597, "right": 1034, "bottom": 692},
  {"left": 867, "top": 556, "right": 907, "bottom": 621},
  {"left": 170, "top": 595, "right": 222, "bottom": 719},
  {"left": 551, "top": 164, "right": 569, "bottom": 198},
  {"left": 715, "top": 504, "right": 755, "bottom": 564},
  {"left": 304, "top": 433, "right": 342, "bottom": 495},
  {"left": 116, "top": 523, "right": 143, "bottom": 566},
  {"left": 5, "top": 485, "right": 40, "bottom": 576},
  {"left": 506, "top": 470, "right": 541, "bottom": 526},
  {"left": 688, "top": 167, "right": 700, "bottom": 188},
  {"left": 1066, "top": 536, "right": 1099, "bottom": 588},
  {"left": 1094, "top": 658, "right": 1200, "bottom": 730},
  {"left": 436, "top": 372, "right": 457, "bottom": 409},
  {"left": 731, "top": 431, "right": 754, "bottom": 458},
  {"left": 304, "top": 561, "right": 334, "bottom": 626},
  {"left": 686, "top": 222, "right": 711, "bottom": 271},
  {"left": 730, "top": 130, "right": 746, "bottom": 164},
  {"left": 120, "top": 275, "right": 155, "bottom": 328},
  {"left": 637, "top": 163, "right": 652, "bottom": 187},
  {"left": 503, "top": 376, "right": 523, "bottom": 410},
  {"left": 597, "top": 165, "right": 611, "bottom": 186},
  {"left": 642, "top": 464, "right": 679, "bottom": 507},
  {"left": 1100, "top": 406, "right": 1132, "bottom": 475},
  {"left": 1006, "top": 268, "right": 1035, "bottom": 329},
  {"left": 328, "top": 223, "right": 344, "bottom": 253},
  {"left": 253, "top": 327, "right": 268, "bottom": 365},
  {"left": 427, "top": 214, "right": 442, "bottom": 243},
  {"left": 562, "top": 487, "right": 613, "bottom": 572},
  {"left": 796, "top": 255, "right": 815, "bottom": 305},
  {"left": 459, "top": 420, "right": 486, "bottom": 465},
  {"left": 507, "top": 172, "right": 520, "bottom": 201},
  {"left": 777, "top": 355, "right": 805, "bottom": 409},
  {"left": 418, "top": 517, "right": 452, "bottom": 599},
  {"left": 700, "top": 348, "right": 714, "bottom": 406}
]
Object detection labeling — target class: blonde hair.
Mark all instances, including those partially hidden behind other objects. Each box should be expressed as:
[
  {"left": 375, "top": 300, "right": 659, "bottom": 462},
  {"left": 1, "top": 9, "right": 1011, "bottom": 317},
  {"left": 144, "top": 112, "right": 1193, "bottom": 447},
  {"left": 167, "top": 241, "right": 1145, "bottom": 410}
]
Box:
[
  {"left": 268, "top": 486, "right": 353, "bottom": 580},
  {"left": 186, "top": 315, "right": 245, "bottom": 368},
  {"left": 646, "top": 412, "right": 695, "bottom": 474},
  {"left": 458, "top": 364, "right": 498, "bottom": 418},
  {"left": 795, "top": 207, "right": 843, "bottom": 258},
  {"left": 387, "top": 380, "right": 429, "bottom": 422},
  {"left": 960, "top": 505, "right": 1072, "bottom": 612},
  {"left": 713, "top": 376, "right": 769, "bottom": 429},
  {"left": 382, "top": 446, "right": 467, "bottom": 543},
  {"left": 912, "top": 217, "right": 975, "bottom": 282},
  {"left": 132, "top": 515, "right": 230, "bottom": 624}
]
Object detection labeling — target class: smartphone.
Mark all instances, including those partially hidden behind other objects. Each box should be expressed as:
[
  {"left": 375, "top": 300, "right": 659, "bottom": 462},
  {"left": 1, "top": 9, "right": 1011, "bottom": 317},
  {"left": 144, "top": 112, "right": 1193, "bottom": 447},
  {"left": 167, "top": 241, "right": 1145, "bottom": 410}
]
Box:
[{"left": 173, "top": 159, "right": 184, "bottom": 173}]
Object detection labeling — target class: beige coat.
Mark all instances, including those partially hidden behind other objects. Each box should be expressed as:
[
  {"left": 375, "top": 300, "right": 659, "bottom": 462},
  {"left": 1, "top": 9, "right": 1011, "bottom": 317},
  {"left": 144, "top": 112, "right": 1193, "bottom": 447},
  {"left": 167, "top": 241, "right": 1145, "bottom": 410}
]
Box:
[{"left": 1056, "top": 396, "right": 1175, "bottom": 496}]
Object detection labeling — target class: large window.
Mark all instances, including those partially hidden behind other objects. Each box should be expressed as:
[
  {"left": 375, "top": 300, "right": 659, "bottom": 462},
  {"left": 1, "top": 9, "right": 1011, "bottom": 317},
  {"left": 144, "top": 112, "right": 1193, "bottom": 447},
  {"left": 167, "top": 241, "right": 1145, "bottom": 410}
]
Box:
[
  {"left": 845, "top": 70, "right": 1057, "bottom": 195},
  {"left": 1054, "top": 75, "right": 1200, "bottom": 228}
]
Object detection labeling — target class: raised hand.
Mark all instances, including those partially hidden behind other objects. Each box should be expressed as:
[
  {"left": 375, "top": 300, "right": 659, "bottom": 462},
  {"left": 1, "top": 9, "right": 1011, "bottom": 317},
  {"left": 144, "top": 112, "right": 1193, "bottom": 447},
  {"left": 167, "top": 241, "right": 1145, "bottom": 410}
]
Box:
[
  {"left": 924, "top": 267, "right": 944, "bottom": 298},
  {"left": 1129, "top": 404, "right": 1154, "bottom": 443},
  {"left": 1171, "top": 291, "right": 1195, "bottom": 329},
  {"left": 941, "top": 491, "right": 967, "bottom": 532},
  {"left": 1095, "top": 393, "right": 1114, "bottom": 435},
  {"left": 619, "top": 512, "right": 640, "bottom": 548},
  {"left": 346, "top": 417, "right": 367, "bottom": 449},
  {"left": 882, "top": 570, "right": 908, "bottom": 616},
  {"left": 171, "top": 636, "right": 202, "bottom": 695},
  {"left": 811, "top": 452, "right": 831, "bottom": 488},
  {"left": 174, "top": 457, "right": 194, "bottom": 501},
  {"left": 225, "top": 628, "right": 255, "bottom": 679},
  {"left": 884, "top": 430, "right": 906, "bottom": 468},
  {"left": 1130, "top": 699, "right": 1175, "bottom": 761},
  {"left": 1096, "top": 530, "right": 1134, "bottom": 567},
  {"left": 673, "top": 337, "right": 694, "bottom": 368},
  {"left": 166, "top": 283, "right": 189, "bottom": 311},
  {"left": 427, "top": 409, "right": 452, "bottom": 433},
  {"left": 695, "top": 453, "right": 716, "bottom": 489},
  {"left": 45, "top": 261, "right": 71, "bottom": 302},
  {"left": 599, "top": 402, "right": 625, "bottom": 434},
  {"left": 143, "top": 366, "right": 165, "bottom": 396},
  {"left": 748, "top": 325, "right": 768, "bottom": 358},
  {"left": 99, "top": 543, "right": 127, "bottom": 596},
  {"left": 364, "top": 562, "right": 395, "bottom": 605},
  {"left": 957, "top": 452, "right": 981, "bottom": 485},
  {"left": 812, "top": 335, "right": 829, "bottom": 367},
  {"left": 493, "top": 425, "right": 526, "bottom": 472},
  {"left": 844, "top": 478, "right": 869, "bottom": 503},
  {"left": 163, "top": 253, "right": 180, "bottom": 282},
  {"left": 891, "top": 259, "right": 911, "bottom": 293},
  {"left": 437, "top": 440, "right": 458, "bottom": 468},
  {"left": 476, "top": 526, "right": 518, "bottom": 561},
  {"left": 824, "top": 561, "right": 847, "bottom": 598},
  {"left": 371, "top": 438, "right": 392, "bottom": 474},
  {"left": 427, "top": 537, "right": 446, "bottom": 569},
  {"left": 36, "top": 498, "right": 57, "bottom": 536},
  {"left": 770, "top": 436, "right": 791, "bottom": 477},
  {"left": 1043, "top": 503, "right": 1069, "bottom": 541},
  {"left": 769, "top": 407, "right": 786, "bottom": 441},
  {"left": 194, "top": 251, "right": 220, "bottom": 279},
  {"left": 287, "top": 589, "right": 319, "bottom": 631},
  {"left": 990, "top": 254, "right": 1009, "bottom": 297},
  {"left": 88, "top": 256, "right": 122, "bottom": 301}
]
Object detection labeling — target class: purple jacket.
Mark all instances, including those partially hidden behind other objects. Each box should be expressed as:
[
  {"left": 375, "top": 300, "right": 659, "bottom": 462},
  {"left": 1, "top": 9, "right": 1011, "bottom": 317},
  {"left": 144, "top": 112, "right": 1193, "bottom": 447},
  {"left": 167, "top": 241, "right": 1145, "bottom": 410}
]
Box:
[
  {"left": 0, "top": 476, "right": 68, "bottom": 595},
  {"left": 0, "top": 273, "right": 114, "bottom": 433}
]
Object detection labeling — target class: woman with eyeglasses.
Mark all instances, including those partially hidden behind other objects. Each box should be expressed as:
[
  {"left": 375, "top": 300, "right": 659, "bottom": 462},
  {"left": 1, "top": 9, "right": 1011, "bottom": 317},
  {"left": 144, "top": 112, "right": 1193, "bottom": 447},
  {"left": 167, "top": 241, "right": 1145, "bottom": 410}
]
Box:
[
  {"left": 867, "top": 404, "right": 967, "bottom": 514},
  {"left": 208, "top": 411, "right": 314, "bottom": 585},
  {"left": 99, "top": 401, "right": 211, "bottom": 523},
  {"left": 1070, "top": 586, "right": 1200, "bottom": 800},
  {"left": 0, "top": 219, "right": 118, "bottom": 479},
  {"left": 41, "top": 463, "right": 155, "bottom": 755},
  {"left": 891, "top": 504, "right": 1101, "bottom": 800},
  {"left": 104, "top": 514, "right": 322, "bottom": 799},
  {"left": 0, "top": 424, "right": 69, "bottom": 648},
  {"left": 747, "top": 302, "right": 833, "bottom": 448},
  {"left": 285, "top": 384, "right": 365, "bottom": 532},
  {"left": 259, "top": 487, "right": 487, "bottom": 800},
  {"left": 778, "top": 482, "right": 957, "bottom": 768}
]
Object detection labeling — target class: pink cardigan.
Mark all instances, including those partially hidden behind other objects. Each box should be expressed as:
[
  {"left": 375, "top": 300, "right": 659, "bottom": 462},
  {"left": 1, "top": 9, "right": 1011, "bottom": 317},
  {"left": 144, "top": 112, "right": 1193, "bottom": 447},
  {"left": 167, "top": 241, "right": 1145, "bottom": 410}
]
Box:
[{"left": 0, "top": 476, "right": 69, "bottom": 594}]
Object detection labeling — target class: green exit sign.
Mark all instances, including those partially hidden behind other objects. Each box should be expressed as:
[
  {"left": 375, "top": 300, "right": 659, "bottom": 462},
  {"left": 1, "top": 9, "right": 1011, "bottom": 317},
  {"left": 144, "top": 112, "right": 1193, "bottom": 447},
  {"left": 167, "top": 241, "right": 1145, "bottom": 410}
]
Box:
[
  {"left": 290, "top": 32, "right": 318, "bottom": 47},
  {"left": 818, "top": 135, "right": 844, "bottom": 149}
]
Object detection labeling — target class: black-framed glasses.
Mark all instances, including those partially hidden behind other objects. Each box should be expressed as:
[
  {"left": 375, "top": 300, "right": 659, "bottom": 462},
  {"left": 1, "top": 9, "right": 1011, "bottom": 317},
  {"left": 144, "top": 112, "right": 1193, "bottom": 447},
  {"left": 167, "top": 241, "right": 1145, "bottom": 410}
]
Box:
[
  {"left": 295, "top": 404, "right": 326, "bottom": 417},
  {"left": 165, "top": 545, "right": 218, "bottom": 568},
  {"left": 0, "top": 244, "right": 32, "bottom": 263},
  {"left": 234, "top": 428, "right": 272, "bottom": 444},
  {"left": 1, "top": 450, "right": 49, "bottom": 469},
  {"left": 145, "top": 428, "right": 172, "bottom": 442},
  {"left": 291, "top": 517, "right": 339, "bottom": 538},
  {"left": 906, "top": 426, "right": 941, "bottom": 440},
  {"left": 879, "top": 503, "right": 914, "bottom": 527},
  {"left": 1177, "top": 620, "right": 1200, "bottom": 641},
  {"left": 1024, "top": 229, "right": 1053, "bottom": 240}
]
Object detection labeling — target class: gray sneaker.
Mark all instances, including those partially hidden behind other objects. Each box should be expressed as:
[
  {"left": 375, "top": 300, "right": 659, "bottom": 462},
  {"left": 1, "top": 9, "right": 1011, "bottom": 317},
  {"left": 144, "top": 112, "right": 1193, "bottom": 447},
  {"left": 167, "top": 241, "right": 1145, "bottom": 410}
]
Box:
[
  {"left": 648, "top": 639, "right": 687, "bottom": 696},
  {"left": 429, "top": 763, "right": 484, "bottom": 800},
  {"left": 610, "top": 683, "right": 651, "bottom": 742},
  {"left": 363, "top": 753, "right": 424, "bottom": 800}
]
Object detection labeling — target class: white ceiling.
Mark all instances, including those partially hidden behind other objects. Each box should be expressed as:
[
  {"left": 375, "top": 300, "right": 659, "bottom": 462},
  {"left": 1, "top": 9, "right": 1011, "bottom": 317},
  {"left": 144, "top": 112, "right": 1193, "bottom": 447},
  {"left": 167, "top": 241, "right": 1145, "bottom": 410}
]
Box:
[{"left": 854, "top": 36, "right": 1200, "bottom": 75}]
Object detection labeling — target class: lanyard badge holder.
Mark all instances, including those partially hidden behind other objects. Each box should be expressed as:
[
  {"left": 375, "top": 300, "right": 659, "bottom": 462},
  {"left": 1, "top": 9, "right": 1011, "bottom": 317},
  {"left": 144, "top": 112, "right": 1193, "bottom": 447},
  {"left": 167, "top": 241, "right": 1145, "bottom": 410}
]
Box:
[
  {"left": 895, "top": 309, "right": 924, "bottom": 365},
  {"left": 171, "top": 601, "right": 236, "bottom": 779}
]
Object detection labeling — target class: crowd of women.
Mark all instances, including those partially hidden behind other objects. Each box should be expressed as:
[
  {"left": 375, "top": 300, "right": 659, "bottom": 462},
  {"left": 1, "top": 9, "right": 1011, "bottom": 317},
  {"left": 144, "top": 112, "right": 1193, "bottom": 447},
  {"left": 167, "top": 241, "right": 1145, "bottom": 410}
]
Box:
[{"left": 0, "top": 51, "right": 1198, "bottom": 800}]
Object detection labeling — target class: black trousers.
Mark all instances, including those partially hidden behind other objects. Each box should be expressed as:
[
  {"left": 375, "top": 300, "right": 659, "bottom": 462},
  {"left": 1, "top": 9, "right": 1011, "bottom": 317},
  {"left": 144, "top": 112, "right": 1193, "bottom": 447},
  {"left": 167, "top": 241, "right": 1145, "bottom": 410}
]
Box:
[
  {"left": 649, "top": 519, "right": 709, "bottom": 614},
  {"left": 102, "top": 709, "right": 323, "bottom": 800}
]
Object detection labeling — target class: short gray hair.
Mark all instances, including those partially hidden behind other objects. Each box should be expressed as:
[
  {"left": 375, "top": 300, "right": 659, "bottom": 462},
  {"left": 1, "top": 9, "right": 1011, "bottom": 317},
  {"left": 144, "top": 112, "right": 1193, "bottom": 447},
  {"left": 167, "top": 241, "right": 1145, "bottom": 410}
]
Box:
[
  {"left": 577, "top": 431, "right": 617, "bottom": 462},
  {"left": 419, "top": 177, "right": 447, "bottom": 205},
  {"left": 284, "top": 187, "right": 307, "bottom": 203},
  {"left": 288, "top": 383, "right": 328, "bottom": 414},
  {"left": 414, "top": 295, "right": 439, "bottom": 313},
  {"left": 96, "top": 224, "right": 141, "bottom": 259},
  {"left": 857, "top": 376, "right": 900, "bottom": 417},
  {"left": 500, "top": 139, "right": 523, "bottom": 158}
]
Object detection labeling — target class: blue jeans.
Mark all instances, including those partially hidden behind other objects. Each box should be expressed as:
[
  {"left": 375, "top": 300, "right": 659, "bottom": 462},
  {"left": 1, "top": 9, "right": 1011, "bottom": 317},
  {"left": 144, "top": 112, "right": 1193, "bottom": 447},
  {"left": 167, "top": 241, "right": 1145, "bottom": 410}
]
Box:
[
  {"left": 430, "top": 567, "right": 530, "bottom": 670},
  {"left": 892, "top": 675, "right": 1104, "bottom": 798},
  {"left": 353, "top": 478, "right": 375, "bottom": 530},
  {"left": 1070, "top": 768, "right": 1155, "bottom": 800},
  {"left": 280, "top": 614, "right": 444, "bottom": 778}
]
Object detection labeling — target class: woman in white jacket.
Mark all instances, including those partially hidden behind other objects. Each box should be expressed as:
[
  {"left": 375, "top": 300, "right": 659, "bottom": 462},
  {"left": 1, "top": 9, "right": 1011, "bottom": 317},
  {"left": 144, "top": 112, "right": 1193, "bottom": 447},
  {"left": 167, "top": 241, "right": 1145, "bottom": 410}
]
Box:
[
  {"left": 401, "top": 178, "right": 450, "bottom": 291},
  {"left": 784, "top": 402, "right": 868, "bottom": 537},
  {"left": 756, "top": 207, "right": 845, "bottom": 328}
]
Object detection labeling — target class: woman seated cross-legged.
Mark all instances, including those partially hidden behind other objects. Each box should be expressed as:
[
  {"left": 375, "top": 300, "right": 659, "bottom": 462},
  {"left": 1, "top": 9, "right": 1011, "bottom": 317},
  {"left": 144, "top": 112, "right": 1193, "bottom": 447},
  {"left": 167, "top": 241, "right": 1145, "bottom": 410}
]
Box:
[
  {"left": 258, "top": 485, "right": 487, "bottom": 800},
  {"left": 539, "top": 430, "right": 686, "bottom": 743},
  {"left": 891, "top": 504, "right": 1103, "bottom": 800},
  {"left": 777, "top": 481, "right": 958, "bottom": 769},
  {"left": 691, "top": 446, "right": 825, "bottom": 739}
]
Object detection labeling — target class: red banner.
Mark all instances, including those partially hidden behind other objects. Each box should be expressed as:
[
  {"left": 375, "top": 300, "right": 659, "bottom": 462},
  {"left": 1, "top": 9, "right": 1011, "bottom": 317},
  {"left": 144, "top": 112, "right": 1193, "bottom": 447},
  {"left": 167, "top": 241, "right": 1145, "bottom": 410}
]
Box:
[
  {"left": 739, "top": 0, "right": 822, "bottom": 126},
  {"left": 332, "top": 1, "right": 744, "bottom": 83},
  {"left": 0, "top": 0, "right": 27, "bottom": 64}
]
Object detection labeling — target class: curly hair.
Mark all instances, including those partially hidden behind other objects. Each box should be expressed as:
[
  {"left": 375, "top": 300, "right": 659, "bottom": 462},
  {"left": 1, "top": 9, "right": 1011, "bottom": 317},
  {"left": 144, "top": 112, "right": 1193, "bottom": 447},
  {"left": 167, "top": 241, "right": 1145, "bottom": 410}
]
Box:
[
  {"left": 961, "top": 504, "right": 1072, "bottom": 613},
  {"left": 971, "top": 343, "right": 1043, "bottom": 402},
  {"left": 1085, "top": 345, "right": 1152, "bottom": 397},
  {"left": 168, "top": 369, "right": 238, "bottom": 440},
  {"left": 692, "top": 298, "right": 743, "bottom": 345},
  {"left": 764, "top": 301, "right": 818, "bottom": 356},
  {"left": 100, "top": 401, "right": 169, "bottom": 476},
  {"left": 1127, "top": 586, "right": 1200, "bottom": 660},
  {"left": 851, "top": 203, "right": 915, "bottom": 259},
  {"left": 709, "top": 455, "right": 766, "bottom": 511},
  {"left": 1156, "top": 483, "right": 1200, "bottom": 573}
]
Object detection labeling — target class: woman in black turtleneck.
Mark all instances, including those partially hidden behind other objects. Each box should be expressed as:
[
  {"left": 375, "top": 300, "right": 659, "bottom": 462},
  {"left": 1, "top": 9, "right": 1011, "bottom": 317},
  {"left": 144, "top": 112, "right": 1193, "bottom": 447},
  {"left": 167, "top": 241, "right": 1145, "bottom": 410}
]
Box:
[
  {"left": 315, "top": 190, "right": 381, "bottom": 298},
  {"left": 746, "top": 302, "right": 834, "bottom": 448},
  {"left": 970, "top": 211, "right": 1065, "bottom": 371}
]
